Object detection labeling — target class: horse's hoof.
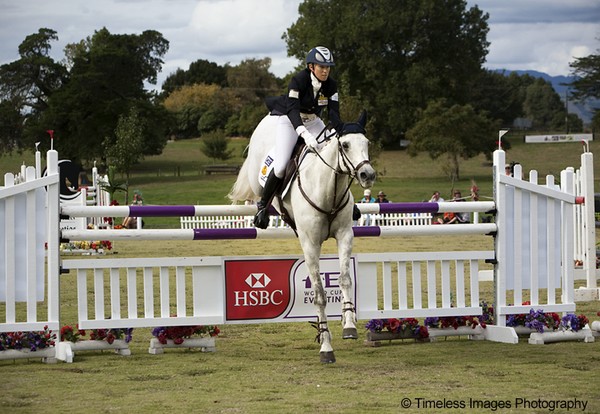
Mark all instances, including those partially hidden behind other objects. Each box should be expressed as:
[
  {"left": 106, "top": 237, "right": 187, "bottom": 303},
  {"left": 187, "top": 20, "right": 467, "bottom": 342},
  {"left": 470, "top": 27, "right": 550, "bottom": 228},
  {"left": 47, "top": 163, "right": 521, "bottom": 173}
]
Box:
[
  {"left": 342, "top": 328, "right": 358, "bottom": 339},
  {"left": 320, "top": 351, "right": 336, "bottom": 364}
]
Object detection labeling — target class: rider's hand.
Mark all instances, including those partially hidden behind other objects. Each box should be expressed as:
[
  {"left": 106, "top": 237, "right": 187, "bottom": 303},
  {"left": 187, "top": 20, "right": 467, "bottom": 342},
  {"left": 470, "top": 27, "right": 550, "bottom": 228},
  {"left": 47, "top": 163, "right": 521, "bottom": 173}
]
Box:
[
  {"left": 303, "top": 132, "right": 318, "bottom": 149},
  {"left": 297, "top": 126, "right": 318, "bottom": 149}
]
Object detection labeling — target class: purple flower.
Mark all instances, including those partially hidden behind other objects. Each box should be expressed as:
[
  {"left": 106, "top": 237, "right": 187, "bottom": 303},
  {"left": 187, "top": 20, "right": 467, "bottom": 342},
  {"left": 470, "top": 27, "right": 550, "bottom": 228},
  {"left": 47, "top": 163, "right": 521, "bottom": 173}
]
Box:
[
  {"left": 560, "top": 314, "right": 587, "bottom": 332},
  {"left": 365, "top": 319, "right": 384, "bottom": 332},
  {"left": 424, "top": 317, "right": 439, "bottom": 328}
]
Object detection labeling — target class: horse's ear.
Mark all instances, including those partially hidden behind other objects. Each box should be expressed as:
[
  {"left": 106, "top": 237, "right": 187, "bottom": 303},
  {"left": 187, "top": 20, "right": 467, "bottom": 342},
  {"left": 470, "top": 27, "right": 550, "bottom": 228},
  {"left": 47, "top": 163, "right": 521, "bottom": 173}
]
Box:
[{"left": 357, "top": 110, "right": 367, "bottom": 128}]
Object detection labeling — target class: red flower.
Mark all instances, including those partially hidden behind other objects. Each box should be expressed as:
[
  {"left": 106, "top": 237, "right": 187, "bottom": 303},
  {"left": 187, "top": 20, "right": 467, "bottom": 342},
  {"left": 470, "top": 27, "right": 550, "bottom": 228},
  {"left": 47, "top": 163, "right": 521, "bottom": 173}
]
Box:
[{"left": 388, "top": 318, "right": 400, "bottom": 332}]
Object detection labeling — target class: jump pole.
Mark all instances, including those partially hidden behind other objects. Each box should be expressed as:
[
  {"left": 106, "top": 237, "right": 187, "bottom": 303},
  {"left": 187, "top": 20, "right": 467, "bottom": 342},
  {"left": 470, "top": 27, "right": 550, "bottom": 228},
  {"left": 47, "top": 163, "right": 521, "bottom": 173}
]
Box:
[
  {"left": 61, "top": 201, "right": 497, "bottom": 218},
  {"left": 62, "top": 223, "right": 497, "bottom": 241}
]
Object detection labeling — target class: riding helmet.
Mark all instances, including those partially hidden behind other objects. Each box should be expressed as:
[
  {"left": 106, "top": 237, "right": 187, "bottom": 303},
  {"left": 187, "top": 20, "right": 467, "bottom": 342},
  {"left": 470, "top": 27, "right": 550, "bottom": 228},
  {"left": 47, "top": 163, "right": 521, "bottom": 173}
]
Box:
[{"left": 306, "top": 46, "right": 335, "bottom": 66}]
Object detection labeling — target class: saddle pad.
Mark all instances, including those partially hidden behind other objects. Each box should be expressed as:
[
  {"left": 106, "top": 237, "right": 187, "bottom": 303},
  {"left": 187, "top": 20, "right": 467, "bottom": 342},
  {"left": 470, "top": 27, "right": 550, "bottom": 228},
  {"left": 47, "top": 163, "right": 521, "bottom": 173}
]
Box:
[
  {"left": 258, "top": 149, "right": 275, "bottom": 187},
  {"left": 258, "top": 148, "right": 294, "bottom": 198}
]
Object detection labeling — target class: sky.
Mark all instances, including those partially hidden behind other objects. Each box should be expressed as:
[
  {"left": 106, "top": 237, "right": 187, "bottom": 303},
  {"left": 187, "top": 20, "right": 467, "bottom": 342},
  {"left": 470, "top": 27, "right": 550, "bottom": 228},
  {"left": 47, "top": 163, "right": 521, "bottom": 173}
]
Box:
[{"left": 0, "top": 0, "right": 598, "bottom": 92}]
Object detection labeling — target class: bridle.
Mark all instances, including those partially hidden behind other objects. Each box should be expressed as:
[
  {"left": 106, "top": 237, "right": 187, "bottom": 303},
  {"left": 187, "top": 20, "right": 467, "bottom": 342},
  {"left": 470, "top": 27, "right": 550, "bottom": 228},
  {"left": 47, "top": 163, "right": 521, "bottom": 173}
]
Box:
[{"left": 296, "top": 125, "right": 372, "bottom": 233}]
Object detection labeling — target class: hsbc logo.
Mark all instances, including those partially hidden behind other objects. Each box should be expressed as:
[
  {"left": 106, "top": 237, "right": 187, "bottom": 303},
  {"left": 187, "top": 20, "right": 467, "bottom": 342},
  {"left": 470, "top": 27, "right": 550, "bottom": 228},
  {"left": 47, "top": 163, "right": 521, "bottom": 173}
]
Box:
[
  {"left": 235, "top": 272, "right": 283, "bottom": 307},
  {"left": 245, "top": 273, "right": 271, "bottom": 288},
  {"left": 225, "top": 259, "right": 295, "bottom": 321}
]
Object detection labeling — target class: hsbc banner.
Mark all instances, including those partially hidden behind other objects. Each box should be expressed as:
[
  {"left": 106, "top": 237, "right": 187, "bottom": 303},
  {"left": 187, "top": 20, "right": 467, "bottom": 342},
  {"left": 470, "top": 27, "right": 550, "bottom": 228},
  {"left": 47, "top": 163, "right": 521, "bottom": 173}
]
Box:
[{"left": 224, "top": 256, "right": 357, "bottom": 323}]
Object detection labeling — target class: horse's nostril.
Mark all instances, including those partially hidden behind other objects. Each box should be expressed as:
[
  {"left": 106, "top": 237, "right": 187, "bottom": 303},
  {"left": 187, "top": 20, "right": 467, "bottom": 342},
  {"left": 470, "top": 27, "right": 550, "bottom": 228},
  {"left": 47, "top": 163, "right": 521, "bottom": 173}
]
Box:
[{"left": 360, "top": 170, "right": 376, "bottom": 182}]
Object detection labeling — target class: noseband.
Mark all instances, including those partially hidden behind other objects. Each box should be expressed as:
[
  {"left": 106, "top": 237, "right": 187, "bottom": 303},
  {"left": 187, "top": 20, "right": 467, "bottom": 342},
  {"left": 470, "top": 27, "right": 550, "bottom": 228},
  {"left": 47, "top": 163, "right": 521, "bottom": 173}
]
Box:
[{"left": 336, "top": 138, "right": 372, "bottom": 179}]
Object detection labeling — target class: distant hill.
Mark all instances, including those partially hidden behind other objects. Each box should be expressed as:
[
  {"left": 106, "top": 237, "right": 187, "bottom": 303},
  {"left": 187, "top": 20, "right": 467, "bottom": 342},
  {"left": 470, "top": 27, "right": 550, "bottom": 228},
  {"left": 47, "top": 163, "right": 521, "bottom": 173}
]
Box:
[{"left": 494, "top": 69, "right": 597, "bottom": 125}]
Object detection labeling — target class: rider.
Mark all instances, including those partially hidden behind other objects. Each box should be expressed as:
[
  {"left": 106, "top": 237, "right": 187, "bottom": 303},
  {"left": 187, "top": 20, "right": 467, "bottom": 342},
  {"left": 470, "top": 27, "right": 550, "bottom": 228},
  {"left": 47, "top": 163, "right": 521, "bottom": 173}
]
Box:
[{"left": 254, "top": 46, "right": 345, "bottom": 229}]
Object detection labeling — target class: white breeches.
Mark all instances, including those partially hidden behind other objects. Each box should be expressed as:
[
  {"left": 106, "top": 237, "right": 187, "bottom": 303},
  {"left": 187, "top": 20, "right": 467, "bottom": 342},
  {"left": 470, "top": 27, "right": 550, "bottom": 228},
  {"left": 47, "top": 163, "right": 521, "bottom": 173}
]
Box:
[{"left": 272, "top": 115, "right": 327, "bottom": 178}]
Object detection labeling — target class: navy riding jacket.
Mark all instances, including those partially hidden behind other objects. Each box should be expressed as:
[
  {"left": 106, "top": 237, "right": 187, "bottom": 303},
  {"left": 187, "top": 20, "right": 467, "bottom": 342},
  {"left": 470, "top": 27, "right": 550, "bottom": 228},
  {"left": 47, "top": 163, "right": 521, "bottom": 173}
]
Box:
[{"left": 266, "top": 68, "right": 343, "bottom": 133}]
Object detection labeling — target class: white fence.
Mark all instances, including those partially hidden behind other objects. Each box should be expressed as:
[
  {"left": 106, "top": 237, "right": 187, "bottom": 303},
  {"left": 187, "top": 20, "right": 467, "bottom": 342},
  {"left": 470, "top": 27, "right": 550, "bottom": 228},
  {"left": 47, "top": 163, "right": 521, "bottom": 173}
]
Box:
[
  {"left": 0, "top": 150, "right": 61, "bottom": 333},
  {"left": 1, "top": 146, "right": 597, "bottom": 362},
  {"left": 181, "top": 212, "right": 433, "bottom": 229}
]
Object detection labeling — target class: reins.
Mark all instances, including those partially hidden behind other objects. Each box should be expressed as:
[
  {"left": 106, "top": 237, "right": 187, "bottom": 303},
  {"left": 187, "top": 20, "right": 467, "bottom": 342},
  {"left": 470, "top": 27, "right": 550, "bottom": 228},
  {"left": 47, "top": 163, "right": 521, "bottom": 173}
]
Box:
[{"left": 295, "top": 126, "right": 371, "bottom": 235}]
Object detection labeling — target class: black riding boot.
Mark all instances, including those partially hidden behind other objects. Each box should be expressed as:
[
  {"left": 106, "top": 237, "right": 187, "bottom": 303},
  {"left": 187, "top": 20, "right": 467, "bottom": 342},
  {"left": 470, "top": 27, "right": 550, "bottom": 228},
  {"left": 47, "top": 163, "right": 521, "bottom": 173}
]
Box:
[{"left": 254, "top": 170, "right": 283, "bottom": 229}]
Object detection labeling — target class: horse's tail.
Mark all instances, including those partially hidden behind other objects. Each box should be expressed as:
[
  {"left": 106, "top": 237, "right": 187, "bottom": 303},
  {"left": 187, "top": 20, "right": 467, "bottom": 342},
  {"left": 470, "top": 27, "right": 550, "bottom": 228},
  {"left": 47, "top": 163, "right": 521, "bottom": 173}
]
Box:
[{"left": 227, "top": 152, "right": 256, "bottom": 203}]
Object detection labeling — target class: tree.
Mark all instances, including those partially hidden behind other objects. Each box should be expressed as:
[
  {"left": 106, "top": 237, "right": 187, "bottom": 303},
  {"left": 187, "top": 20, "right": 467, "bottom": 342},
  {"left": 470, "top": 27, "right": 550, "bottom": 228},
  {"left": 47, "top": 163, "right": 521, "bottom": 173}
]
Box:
[
  {"left": 406, "top": 99, "right": 497, "bottom": 180},
  {"left": 161, "top": 59, "right": 228, "bottom": 97},
  {"left": 31, "top": 28, "right": 170, "bottom": 162},
  {"left": 163, "top": 83, "right": 221, "bottom": 138},
  {"left": 200, "top": 129, "right": 233, "bottom": 162},
  {"left": 569, "top": 49, "right": 600, "bottom": 101},
  {"left": 0, "top": 28, "right": 67, "bottom": 153},
  {"left": 569, "top": 46, "right": 600, "bottom": 132},
  {"left": 226, "top": 58, "right": 281, "bottom": 101},
  {"left": 283, "top": 0, "right": 490, "bottom": 147},
  {"left": 523, "top": 78, "right": 567, "bottom": 130},
  {"left": 0, "top": 28, "right": 67, "bottom": 113},
  {"left": 469, "top": 70, "right": 531, "bottom": 128},
  {"left": 104, "top": 107, "right": 145, "bottom": 185},
  {"left": 0, "top": 98, "right": 24, "bottom": 155}
]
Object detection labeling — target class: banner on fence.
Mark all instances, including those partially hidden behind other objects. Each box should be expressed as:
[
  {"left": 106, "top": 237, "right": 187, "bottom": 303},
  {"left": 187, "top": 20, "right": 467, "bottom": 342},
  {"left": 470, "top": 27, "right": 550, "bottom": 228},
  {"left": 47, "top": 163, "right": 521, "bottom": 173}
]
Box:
[{"left": 224, "top": 255, "right": 357, "bottom": 323}]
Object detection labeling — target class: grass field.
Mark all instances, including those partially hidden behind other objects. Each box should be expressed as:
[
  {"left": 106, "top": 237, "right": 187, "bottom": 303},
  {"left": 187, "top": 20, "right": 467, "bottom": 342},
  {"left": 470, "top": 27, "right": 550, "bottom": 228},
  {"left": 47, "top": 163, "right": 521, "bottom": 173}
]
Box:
[{"left": 1, "top": 135, "right": 600, "bottom": 413}]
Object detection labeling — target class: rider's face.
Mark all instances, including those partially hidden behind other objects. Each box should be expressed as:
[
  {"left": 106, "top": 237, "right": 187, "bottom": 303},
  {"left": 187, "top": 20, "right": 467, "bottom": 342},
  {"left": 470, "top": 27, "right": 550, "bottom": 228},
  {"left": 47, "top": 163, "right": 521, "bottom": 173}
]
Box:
[{"left": 310, "top": 63, "right": 330, "bottom": 81}]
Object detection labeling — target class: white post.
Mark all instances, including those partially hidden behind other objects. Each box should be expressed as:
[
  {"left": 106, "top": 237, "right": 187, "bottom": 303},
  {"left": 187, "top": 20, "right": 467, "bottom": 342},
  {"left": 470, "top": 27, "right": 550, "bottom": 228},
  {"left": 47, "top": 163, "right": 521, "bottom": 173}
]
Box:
[
  {"left": 46, "top": 149, "right": 61, "bottom": 329},
  {"left": 561, "top": 168, "right": 575, "bottom": 306},
  {"left": 493, "top": 149, "right": 506, "bottom": 326},
  {"left": 575, "top": 150, "right": 599, "bottom": 300},
  {"left": 35, "top": 146, "right": 41, "bottom": 179},
  {"left": 581, "top": 152, "right": 596, "bottom": 288}
]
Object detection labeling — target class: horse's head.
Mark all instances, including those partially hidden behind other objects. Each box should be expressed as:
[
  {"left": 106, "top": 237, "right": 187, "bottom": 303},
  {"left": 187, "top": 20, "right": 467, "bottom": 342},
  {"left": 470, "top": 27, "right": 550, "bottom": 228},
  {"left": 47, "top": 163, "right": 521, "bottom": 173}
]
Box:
[{"left": 337, "top": 111, "right": 376, "bottom": 188}]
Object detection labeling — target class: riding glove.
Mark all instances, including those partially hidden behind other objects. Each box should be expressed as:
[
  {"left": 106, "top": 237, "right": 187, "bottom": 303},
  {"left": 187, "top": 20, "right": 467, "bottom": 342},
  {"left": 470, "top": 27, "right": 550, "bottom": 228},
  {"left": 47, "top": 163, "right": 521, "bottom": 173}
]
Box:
[{"left": 297, "top": 126, "right": 318, "bottom": 149}]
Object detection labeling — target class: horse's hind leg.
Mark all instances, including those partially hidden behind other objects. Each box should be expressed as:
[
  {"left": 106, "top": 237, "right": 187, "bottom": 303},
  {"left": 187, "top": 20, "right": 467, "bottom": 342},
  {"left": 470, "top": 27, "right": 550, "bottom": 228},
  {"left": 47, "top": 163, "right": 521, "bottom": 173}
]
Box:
[{"left": 337, "top": 229, "right": 358, "bottom": 339}]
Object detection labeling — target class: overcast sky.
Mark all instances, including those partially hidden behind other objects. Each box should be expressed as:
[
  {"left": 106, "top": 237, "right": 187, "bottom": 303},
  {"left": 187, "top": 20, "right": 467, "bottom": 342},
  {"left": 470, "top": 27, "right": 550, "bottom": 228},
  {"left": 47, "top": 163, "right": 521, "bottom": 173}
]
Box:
[{"left": 0, "top": 0, "right": 598, "bottom": 91}]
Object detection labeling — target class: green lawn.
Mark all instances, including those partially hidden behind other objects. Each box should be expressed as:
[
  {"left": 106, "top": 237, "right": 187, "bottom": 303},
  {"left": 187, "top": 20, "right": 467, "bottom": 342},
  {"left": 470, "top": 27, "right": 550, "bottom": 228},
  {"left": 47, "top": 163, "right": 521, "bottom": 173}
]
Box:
[{"left": 1, "top": 134, "right": 600, "bottom": 413}]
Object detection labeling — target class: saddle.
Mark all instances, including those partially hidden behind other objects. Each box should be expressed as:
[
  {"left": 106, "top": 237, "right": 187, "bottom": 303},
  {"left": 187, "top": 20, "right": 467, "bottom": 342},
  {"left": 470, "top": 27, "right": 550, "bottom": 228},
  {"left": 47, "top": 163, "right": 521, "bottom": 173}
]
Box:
[{"left": 273, "top": 138, "right": 309, "bottom": 231}]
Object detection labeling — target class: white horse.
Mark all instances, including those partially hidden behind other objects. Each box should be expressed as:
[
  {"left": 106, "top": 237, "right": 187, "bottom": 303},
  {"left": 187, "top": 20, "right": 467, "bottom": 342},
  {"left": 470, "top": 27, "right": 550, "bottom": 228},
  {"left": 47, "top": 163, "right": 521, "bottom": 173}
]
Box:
[{"left": 228, "top": 111, "right": 376, "bottom": 363}]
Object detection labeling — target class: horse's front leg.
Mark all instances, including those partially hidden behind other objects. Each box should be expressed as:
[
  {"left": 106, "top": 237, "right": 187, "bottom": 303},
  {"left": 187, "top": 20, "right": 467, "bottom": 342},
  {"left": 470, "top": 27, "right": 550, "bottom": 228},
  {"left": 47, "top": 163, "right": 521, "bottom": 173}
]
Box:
[
  {"left": 337, "top": 227, "right": 358, "bottom": 339},
  {"left": 299, "top": 235, "right": 335, "bottom": 363}
]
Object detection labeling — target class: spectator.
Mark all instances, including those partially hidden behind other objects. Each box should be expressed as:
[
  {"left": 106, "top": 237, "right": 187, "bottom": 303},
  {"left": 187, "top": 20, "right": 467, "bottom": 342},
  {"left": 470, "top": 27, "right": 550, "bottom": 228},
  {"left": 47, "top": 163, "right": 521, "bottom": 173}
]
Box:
[
  {"left": 376, "top": 190, "right": 390, "bottom": 203},
  {"left": 450, "top": 190, "right": 471, "bottom": 224},
  {"left": 428, "top": 191, "right": 444, "bottom": 203},
  {"left": 360, "top": 189, "right": 376, "bottom": 225},
  {"left": 470, "top": 182, "right": 479, "bottom": 201},
  {"left": 361, "top": 189, "right": 376, "bottom": 203},
  {"left": 438, "top": 190, "right": 470, "bottom": 224},
  {"left": 122, "top": 191, "right": 143, "bottom": 229},
  {"left": 429, "top": 191, "right": 445, "bottom": 223}
]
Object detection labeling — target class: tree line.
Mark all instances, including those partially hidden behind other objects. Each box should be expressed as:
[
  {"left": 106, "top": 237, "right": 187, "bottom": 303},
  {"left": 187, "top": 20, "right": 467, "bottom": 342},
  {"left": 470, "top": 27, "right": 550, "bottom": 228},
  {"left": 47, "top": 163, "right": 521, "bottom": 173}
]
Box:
[{"left": 0, "top": 0, "right": 597, "bottom": 180}]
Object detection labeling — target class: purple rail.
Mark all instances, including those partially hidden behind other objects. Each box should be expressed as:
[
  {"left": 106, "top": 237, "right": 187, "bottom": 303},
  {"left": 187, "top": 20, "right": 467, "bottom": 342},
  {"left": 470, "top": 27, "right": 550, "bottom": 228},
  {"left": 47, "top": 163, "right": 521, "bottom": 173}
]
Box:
[{"left": 62, "top": 201, "right": 495, "bottom": 217}]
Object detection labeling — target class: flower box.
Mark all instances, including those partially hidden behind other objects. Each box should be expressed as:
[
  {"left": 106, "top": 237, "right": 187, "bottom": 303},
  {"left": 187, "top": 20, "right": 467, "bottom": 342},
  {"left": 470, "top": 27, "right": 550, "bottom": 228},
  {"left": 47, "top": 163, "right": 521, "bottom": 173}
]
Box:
[
  {"left": 591, "top": 320, "right": 600, "bottom": 336},
  {"left": 364, "top": 329, "right": 430, "bottom": 347},
  {"left": 428, "top": 326, "right": 485, "bottom": 341},
  {"left": 513, "top": 326, "right": 537, "bottom": 336},
  {"left": 528, "top": 328, "right": 595, "bottom": 345},
  {"left": 148, "top": 337, "right": 216, "bottom": 354},
  {"left": 56, "top": 340, "right": 131, "bottom": 363},
  {"left": 0, "top": 347, "right": 57, "bottom": 363}
]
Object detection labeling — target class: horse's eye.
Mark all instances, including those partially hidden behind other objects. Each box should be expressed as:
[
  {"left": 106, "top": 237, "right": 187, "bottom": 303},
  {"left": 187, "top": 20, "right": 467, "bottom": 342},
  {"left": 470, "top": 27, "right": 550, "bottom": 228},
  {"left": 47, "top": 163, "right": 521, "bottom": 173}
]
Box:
[{"left": 342, "top": 142, "right": 350, "bottom": 150}]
